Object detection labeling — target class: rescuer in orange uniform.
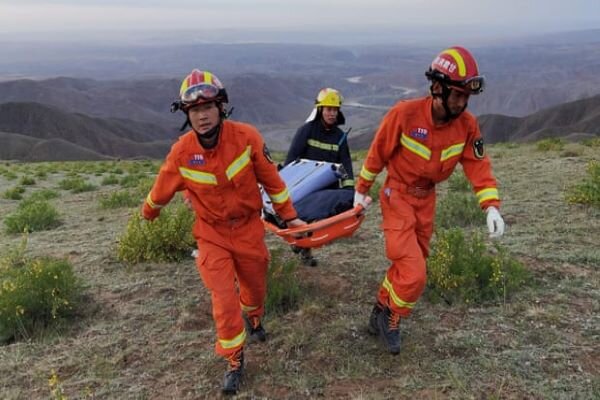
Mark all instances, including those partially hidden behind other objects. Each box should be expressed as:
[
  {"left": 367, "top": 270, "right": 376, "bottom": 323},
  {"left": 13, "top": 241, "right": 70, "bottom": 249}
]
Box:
[
  {"left": 141, "top": 69, "right": 305, "bottom": 394},
  {"left": 354, "top": 46, "right": 505, "bottom": 355}
]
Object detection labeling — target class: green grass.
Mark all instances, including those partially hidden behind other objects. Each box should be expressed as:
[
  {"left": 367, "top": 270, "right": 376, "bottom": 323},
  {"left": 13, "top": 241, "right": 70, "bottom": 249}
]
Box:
[
  {"left": 265, "top": 249, "right": 301, "bottom": 315},
  {"left": 3, "top": 199, "right": 61, "bottom": 234},
  {"left": 98, "top": 190, "right": 140, "bottom": 209},
  {"left": 2, "top": 186, "right": 25, "bottom": 200},
  {"left": 427, "top": 228, "right": 530, "bottom": 305},
  {"left": 19, "top": 176, "right": 36, "bottom": 186},
  {"left": 565, "top": 160, "right": 600, "bottom": 208},
  {"left": 116, "top": 201, "right": 195, "bottom": 263},
  {"left": 0, "top": 144, "right": 598, "bottom": 398},
  {"left": 57, "top": 176, "right": 97, "bottom": 193},
  {"left": 536, "top": 137, "right": 566, "bottom": 152},
  {"left": 0, "top": 238, "right": 82, "bottom": 343},
  {"left": 100, "top": 174, "right": 120, "bottom": 185}
]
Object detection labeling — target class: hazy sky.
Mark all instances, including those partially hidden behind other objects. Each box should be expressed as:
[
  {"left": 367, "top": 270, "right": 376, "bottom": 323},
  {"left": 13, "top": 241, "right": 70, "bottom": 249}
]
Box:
[{"left": 1, "top": 0, "right": 598, "bottom": 38}]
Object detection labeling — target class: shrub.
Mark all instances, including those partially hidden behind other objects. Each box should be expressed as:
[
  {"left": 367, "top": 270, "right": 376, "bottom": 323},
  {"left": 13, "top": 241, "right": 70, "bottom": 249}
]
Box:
[
  {"left": 266, "top": 249, "right": 301, "bottom": 315},
  {"left": 2, "top": 186, "right": 25, "bottom": 200},
  {"left": 135, "top": 176, "right": 155, "bottom": 198},
  {"left": 58, "top": 176, "right": 96, "bottom": 193},
  {"left": 447, "top": 171, "right": 471, "bottom": 192},
  {"left": 101, "top": 174, "right": 120, "bottom": 185},
  {"left": 116, "top": 202, "right": 195, "bottom": 263},
  {"left": 19, "top": 176, "right": 36, "bottom": 186},
  {"left": 559, "top": 144, "right": 585, "bottom": 158},
  {"left": 536, "top": 138, "right": 565, "bottom": 152},
  {"left": 565, "top": 160, "right": 600, "bottom": 208},
  {"left": 45, "top": 164, "right": 61, "bottom": 174},
  {"left": 94, "top": 164, "right": 110, "bottom": 174},
  {"left": 119, "top": 173, "right": 147, "bottom": 188},
  {"left": 0, "top": 238, "right": 82, "bottom": 342},
  {"left": 28, "top": 189, "right": 60, "bottom": 202},
  {"left": 581, "top": 137, "right": 600, "bottom": 148},
  {"left": 4, "top": 171, "right": 17, "bottom": 180},
  {"left": 34, "top": 170, "right": 47, "bottom": 179},
  {"left": 99, "top": 190, "right": 140, "bottom": 209},
  {"left": 4, "top": 199, "right": 61, "bottom": 234},
  {"left": 436, "top": 191, "right": 485, "bottom": 229},
  {"left": 427, "top": 228, "right": 529, "bottom": 305}
]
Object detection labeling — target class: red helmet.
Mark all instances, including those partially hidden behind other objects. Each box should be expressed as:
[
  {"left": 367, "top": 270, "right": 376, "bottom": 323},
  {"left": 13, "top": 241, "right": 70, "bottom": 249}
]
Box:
[
  {"left": 176, "top": 69, "right": 228, "bottom": 111},
  {"left": 425, "top": 46, "right": 484, "bottom": 94}
]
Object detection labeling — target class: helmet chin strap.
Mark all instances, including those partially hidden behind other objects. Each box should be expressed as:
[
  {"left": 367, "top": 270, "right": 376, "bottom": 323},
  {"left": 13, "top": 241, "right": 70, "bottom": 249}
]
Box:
[{"left": 431, "top": 82, "right": 467, "bottom": 121}]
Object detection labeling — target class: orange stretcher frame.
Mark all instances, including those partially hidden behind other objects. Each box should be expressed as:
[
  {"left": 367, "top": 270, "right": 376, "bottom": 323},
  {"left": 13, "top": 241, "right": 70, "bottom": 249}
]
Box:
[{"left": 263, "top": 204, "right": 366, "bottom": 249}]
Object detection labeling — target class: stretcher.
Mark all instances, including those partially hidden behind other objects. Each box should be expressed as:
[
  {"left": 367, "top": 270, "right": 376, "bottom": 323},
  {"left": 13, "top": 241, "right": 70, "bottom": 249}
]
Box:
[
  {"left": 263, "top": 204, "right": 366, "bottom": 248},
  {"left": 262, "top": 159, "right": 367, "bottom": 249}
]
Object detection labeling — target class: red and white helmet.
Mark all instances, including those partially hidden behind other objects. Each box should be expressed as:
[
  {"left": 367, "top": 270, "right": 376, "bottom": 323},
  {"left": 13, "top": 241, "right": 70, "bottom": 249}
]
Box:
[
  {"left": 177, "top": 69, "right": 228, "bottom": 110},
  {"left": 425, "top": 46, "right": 484, "bottom": 94}
]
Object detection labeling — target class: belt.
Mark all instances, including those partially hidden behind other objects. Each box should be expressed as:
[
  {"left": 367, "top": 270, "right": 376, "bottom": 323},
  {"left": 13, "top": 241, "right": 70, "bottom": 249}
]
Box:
[
  {"left": 201, "top": 212, "right": 258, "bottom": 227},
  {"left": 386, "top": 179, "right": 435, "bottom": 199}
]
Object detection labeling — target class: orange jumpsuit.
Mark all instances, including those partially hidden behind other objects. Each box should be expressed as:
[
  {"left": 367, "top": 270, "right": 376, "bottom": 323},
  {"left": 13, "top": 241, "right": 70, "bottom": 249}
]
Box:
[
  {"left": 356, "top": 97, "right": 500, "bottom": 317},
  {"left": 142, "top": 120, "right": 297, "bottom": 357}
]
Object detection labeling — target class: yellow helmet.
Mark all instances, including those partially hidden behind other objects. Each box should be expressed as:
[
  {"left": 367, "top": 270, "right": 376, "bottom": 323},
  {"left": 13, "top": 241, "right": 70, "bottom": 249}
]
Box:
[{"left": 315, "top": 88, "right": 343, "bottom": 108}]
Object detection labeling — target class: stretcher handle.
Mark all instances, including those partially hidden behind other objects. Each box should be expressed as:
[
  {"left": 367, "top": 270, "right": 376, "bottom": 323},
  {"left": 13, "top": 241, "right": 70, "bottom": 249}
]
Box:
[{"left": 271, "top": 204, "right": 365, "bottom": 236}]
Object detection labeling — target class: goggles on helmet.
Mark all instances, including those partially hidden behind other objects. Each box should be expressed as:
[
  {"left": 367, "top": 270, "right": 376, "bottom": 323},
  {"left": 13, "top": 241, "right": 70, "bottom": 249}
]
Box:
[
  {"left": 181, "top": 83, "right": 221, "bottom": 104},
  {"left": 448, "top": 75, "right": 485, "bottom": 95}
]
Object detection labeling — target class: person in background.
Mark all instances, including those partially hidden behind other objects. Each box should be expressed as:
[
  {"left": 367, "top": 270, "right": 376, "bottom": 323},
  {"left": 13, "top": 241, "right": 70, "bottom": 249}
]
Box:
[
  {"left": 142, "top": 69, "right": 305, "bottom": 394},
  {"left": 284, "top": 88, "right": 354, "bottom": 266},
  {"left": 354, "top": 47, "right": 505, "bottom": 355}
]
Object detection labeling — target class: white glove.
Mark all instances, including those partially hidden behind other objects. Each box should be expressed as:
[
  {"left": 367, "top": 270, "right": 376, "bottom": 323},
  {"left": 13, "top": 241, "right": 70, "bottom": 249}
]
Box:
[
  {"left": 486, "top": 206, "right": 505, "bottom": 238},
  {"left": 354, "top": 191, "right": 372, "bottom": 209}
]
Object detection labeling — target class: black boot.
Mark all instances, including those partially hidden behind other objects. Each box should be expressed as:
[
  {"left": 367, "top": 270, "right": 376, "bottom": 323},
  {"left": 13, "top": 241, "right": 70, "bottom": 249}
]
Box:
[
  {"left": 299, "top": 248, "right": 318, "bottom": 267},
  {"left": 291, "top": 246, "right": 318, "bottom": 267},
  {"left": 376, "top": 306, "right": 402, "bottom": 355},
  {"left": 244, "top": 315, "right": 266, "bottom": 343},
  {"left": 222, "top": 349, "right": 244, "bottom": 395},
  {"left": 368, "top": 302, "right": 384, "bottom": 335}
]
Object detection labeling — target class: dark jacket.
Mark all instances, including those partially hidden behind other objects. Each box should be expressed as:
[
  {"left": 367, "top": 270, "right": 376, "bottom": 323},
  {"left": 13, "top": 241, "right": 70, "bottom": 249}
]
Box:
[{"left": 284, "top": 119, "right": 354, "bottom": 187}]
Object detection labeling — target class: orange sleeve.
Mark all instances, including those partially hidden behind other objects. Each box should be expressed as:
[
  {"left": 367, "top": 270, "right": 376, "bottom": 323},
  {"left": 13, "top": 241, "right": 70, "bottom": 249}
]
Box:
[
  {"left": 142, "top": 146, "right": 186, "bottom": 220},
  {"left": 249, "top": 128, "right": 298, "bottom": 221},
  {"left": 356, "top": 106, "right": 403, "bottom": 194},
  {"left": 460, "top": 121, "right": 501, "bottom": 210}
]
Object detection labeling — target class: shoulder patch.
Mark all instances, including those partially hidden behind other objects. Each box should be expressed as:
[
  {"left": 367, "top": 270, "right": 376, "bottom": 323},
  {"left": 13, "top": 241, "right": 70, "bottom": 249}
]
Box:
[
  {"left": 263, "top": 144, "right": 274, "bottom": 163},
  {"left": 473, "top": 138, "right": 485, "bottom": 160}
]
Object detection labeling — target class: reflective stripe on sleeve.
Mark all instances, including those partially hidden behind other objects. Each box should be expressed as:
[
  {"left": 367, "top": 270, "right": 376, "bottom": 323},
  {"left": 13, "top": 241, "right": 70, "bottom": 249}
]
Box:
[
  {"left": 268, "top": 187, "right": 290, "bottom": 204},
  {"left": 146, "top": 194, "right": 164, "bottom": 210},
  {"left": 359, "top": 166, "right": 377, "bottom": 182},
  {"left": 476, "top": 187, "right": 499, "bottom": 204}
]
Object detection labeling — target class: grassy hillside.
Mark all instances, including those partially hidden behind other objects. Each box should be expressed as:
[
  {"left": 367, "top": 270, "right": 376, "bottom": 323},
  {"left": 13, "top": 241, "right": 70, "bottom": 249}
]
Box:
[{"left": 0, "top": 144, "right": 598, "bottom": 399}]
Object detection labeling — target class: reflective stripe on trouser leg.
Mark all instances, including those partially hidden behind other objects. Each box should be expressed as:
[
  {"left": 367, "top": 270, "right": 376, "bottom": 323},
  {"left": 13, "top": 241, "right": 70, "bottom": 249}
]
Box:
[
  {"left": 233, "top": 216, "right": 269, "bottom": 319},
  {"left": 195, "top": 240, "right": 246, "bottom": 357},
  {"left": 378, "top": 230, "right": 427, "bottom": 317},
  {"left": 377, "top": 188, "right": 434, "bottom": 317}
]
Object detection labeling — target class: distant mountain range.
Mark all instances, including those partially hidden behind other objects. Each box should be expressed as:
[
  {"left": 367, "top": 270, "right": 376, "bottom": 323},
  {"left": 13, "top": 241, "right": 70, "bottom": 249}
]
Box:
[
  {"left": 349, "top": 94, "right": 600, "bottom": 149},
  {"left": 1, "top": 92, "right": 598, "bottom": 161},
  {"left": 0, "top": 102, "right": 171, "bottom": 161},
  {"left": 479, "top": 94, "right": 600, "bottom": 142},
  {"left": 1, "top": 32, "right": 599, "bottom": 160}
]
